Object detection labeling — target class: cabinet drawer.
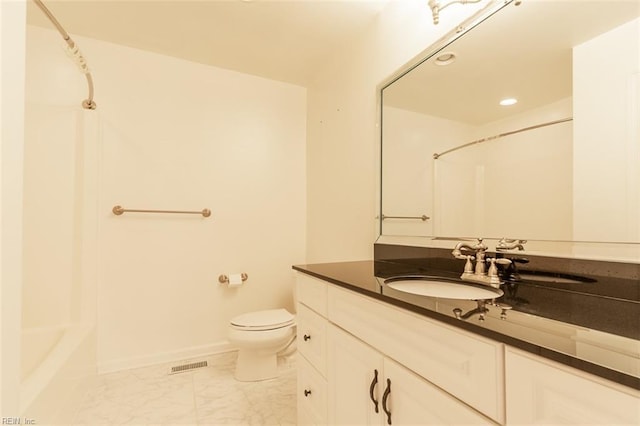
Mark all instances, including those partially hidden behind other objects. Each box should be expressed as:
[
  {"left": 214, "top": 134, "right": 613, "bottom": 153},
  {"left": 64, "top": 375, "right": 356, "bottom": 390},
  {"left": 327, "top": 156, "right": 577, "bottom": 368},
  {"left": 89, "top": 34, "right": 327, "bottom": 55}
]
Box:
[
  {"left": 296, "top": 273, "right": 328, "bottom": 316},
  {"left": 297, "top": 302, "right": 327, "bottom": 377},
  {"left": 297, "top": 353, "right": 328, "bottom": 425},
  {"left": 328, "top": 285, "right": 504, "bottom": 424},
  {"left": 506, "top": 347, "right": 640, "bottom": 425}
]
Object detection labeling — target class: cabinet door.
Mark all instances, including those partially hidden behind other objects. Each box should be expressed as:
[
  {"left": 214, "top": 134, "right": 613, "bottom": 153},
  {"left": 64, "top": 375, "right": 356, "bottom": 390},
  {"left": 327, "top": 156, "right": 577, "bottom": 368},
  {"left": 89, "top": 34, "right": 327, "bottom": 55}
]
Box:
[
  {"left": 506, "top": 348, "right": 640, "bottom": 425},
  {"left": 328, "top": 324, "right": 384, "bottom": 425},
  {"left": 383, "top": 358, "right": 495, "bottom": 426},
  {"left": 328, "top": 285, "right": 504, "bottom": 423},
  {"left": 328, "top": 324, "right": 495, "bottom": 426}
]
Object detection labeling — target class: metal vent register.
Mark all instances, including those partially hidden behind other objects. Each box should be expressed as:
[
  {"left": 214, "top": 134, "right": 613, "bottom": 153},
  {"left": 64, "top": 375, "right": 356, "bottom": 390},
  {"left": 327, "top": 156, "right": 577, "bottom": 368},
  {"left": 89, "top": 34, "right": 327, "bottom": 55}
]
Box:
[{"left": 169, "top": 360, "right": 208, "bottom": 375}]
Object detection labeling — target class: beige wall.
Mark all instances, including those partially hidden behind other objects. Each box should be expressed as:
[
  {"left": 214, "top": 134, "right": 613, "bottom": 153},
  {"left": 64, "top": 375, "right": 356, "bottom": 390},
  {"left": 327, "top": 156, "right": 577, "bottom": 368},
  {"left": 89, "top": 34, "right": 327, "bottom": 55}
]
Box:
[
  {"left": 26, "top": 26, "right": 307, "bottom": 372},
  {"left": 1, "top": 0, "right": 26, "bottom": 415},
  {"left": 305, "top": 0, "right": 483, "bottom": 262}
]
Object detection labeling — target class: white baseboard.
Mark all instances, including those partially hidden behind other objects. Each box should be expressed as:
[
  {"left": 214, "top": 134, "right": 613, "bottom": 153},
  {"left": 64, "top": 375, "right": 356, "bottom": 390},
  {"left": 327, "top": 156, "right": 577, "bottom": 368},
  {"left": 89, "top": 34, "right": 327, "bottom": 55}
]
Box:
[{"left": 98, "top": 341, "right": 237, "bottom": 374}]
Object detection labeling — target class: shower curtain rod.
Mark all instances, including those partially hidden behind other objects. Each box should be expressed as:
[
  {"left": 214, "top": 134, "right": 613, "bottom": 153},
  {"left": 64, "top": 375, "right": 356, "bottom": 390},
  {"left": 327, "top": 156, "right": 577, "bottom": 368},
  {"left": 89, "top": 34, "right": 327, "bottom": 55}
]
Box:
[
  {"left": 433, "top": 117, "right": 572, "bottom": 159},
  {"left": 32, "top": 0, "right": 97, "bottom": 110}
]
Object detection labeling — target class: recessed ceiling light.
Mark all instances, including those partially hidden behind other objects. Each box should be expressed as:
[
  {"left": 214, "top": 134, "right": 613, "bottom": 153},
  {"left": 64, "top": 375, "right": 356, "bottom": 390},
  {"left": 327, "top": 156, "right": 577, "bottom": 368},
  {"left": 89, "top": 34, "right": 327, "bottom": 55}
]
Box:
[
  {"left": 434, "top": 52, "right": 456, "bottom": 66},
  {"left": 499, "top": 98, "right": 518, "bottom": 106}
]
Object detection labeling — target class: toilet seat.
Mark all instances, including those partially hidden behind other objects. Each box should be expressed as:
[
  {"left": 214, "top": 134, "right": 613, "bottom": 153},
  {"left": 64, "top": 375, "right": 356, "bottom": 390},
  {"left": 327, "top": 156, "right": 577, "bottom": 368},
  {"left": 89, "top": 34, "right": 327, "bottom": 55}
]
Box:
[{"left": 230, "top": 308, "right": 295, "bottom": 331}]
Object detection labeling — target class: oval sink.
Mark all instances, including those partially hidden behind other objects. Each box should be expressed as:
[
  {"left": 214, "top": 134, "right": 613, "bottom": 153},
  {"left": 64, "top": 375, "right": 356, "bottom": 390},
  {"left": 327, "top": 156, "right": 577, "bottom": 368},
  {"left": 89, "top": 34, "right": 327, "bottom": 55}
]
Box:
[{"left": 384, "top": 276, "right": 503, "bottom": 300}]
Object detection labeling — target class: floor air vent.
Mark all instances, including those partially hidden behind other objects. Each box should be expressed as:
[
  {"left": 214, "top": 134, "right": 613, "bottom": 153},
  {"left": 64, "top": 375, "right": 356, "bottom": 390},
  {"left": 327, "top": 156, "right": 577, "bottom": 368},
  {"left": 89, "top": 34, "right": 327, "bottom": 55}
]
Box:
[{"left": 169, "top": 360, "right": 208, "bottom": 375}]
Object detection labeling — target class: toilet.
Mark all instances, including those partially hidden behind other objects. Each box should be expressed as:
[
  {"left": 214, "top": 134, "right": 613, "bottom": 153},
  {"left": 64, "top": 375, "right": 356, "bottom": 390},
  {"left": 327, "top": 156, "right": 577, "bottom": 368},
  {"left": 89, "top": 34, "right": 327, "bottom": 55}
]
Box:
[{"left": 228, "top": 308, "right": 296, "bottom": 381}]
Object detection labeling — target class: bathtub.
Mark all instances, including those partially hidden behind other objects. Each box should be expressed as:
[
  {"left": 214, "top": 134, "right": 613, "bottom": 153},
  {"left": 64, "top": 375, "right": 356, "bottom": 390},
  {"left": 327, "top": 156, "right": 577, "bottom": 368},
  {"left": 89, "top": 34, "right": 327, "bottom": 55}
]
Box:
[{"left": 20, "top": 324, "right": 97, "bottom": 423}]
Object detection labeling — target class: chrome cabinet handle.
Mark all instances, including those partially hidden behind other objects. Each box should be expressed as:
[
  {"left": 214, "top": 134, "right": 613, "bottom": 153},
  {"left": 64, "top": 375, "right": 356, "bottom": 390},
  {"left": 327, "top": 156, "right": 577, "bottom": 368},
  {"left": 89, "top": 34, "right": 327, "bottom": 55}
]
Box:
[
  {"left": 369, "top": 369, "right": 379, "bottom": 413},
  {"left": 382, "top": 378, "right": 392, "bottom": 425},
  {"left": 303, "top": 334, "right": 311, "bottom": 341}
]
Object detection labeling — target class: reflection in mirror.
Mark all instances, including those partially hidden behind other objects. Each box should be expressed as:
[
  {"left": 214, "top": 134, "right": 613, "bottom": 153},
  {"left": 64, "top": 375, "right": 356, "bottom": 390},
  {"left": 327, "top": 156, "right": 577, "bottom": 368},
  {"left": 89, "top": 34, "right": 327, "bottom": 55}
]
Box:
[{"left": 380, "top": 0, "right": 640, "bottom": 258}]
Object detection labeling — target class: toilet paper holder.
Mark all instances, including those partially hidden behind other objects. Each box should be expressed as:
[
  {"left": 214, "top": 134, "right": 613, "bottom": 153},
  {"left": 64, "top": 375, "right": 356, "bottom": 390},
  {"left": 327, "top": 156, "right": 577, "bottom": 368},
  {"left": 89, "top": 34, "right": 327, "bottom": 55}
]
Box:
[{"left": 219, "top": 273, "right": 248, "bottom": 284}]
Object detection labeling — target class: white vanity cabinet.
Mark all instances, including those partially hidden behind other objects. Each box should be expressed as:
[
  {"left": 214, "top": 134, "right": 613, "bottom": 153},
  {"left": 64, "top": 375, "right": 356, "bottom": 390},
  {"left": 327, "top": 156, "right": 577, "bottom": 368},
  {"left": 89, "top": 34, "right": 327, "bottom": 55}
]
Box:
[
  {"left": 328, "top": 323, "right": 494, "bottom": 425},
  {"left": 295, "top": 271, "right": 640, "bottom": 425},
  {"left": 505, "top": 347, "right": 640, "bottom": 425}
]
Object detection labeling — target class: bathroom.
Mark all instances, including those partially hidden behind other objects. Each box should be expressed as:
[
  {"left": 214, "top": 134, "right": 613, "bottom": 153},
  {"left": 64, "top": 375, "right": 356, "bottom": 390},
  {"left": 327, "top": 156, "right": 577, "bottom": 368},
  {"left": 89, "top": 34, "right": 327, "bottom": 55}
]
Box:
[{"left": 1, "top": 0, "right": 639, "bottom": 424}]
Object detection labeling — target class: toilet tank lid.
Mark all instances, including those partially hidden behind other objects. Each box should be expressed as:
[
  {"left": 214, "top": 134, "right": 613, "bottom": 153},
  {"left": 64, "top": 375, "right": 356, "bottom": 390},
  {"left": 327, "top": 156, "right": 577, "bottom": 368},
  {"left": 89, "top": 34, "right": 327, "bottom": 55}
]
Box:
[{"left": 231, "top": 308, "right": 295, "bottom": 328}]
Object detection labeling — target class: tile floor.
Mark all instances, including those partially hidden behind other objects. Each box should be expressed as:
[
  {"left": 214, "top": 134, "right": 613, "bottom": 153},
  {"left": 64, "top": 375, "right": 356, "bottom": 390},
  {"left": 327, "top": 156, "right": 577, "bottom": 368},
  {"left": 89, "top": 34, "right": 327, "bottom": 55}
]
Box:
[{"left": 72, "top": 352, "right": 297, "bottom": 426}]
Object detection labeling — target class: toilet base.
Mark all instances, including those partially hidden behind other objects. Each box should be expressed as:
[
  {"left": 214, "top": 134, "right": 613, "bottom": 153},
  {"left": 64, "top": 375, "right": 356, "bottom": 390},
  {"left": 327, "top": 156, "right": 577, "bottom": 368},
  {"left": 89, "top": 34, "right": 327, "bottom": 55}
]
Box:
[{"left": 234, "top": 349, "right": 278, "bottom": 382}]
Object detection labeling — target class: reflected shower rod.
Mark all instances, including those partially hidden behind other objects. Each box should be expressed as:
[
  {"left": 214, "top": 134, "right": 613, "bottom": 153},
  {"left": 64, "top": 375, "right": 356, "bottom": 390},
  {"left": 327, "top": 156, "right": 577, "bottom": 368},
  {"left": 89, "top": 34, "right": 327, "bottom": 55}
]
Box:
[{"left": 433, "top": 117, "right": 572, "bottom": 160}]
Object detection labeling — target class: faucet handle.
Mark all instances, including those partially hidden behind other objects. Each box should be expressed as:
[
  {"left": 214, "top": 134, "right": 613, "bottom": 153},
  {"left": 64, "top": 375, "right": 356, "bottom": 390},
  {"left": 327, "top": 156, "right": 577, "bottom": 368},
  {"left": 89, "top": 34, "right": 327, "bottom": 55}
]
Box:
[
  {"left": 487, "top": 258, "right": 499, "bottom": 278},
  {"left": 463, "top": 255, "right": 474, "bottom": 274},
  {"left": 487, "top": 257, "right": 508, "bottom": 285}
]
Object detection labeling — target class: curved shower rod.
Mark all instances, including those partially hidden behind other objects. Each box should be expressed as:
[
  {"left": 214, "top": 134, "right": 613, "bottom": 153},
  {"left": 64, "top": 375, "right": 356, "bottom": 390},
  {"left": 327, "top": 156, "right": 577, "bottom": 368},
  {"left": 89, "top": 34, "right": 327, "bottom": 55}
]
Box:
[{"left": 32, "top": 0, "right": 97, "bottom": 110}]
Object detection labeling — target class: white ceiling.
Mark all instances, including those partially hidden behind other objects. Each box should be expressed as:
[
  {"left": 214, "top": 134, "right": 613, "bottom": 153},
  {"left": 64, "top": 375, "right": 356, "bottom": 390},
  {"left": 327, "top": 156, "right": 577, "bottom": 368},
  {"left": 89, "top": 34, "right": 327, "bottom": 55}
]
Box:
[{"left": 26, "top": 0, "right": 391, "bottom": 86}]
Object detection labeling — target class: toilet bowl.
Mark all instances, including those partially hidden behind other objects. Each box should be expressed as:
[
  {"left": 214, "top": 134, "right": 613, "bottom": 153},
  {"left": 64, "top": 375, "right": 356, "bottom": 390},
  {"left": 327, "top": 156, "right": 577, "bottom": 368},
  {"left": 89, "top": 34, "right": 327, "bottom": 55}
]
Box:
[{"left": 228, "top": 308, "right": 296, "bottom": 381}]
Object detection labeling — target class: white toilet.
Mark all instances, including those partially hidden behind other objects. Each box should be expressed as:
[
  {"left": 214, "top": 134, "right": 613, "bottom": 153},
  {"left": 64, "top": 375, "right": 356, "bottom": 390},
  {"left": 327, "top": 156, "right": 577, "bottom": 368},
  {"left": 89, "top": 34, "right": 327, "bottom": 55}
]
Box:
[{"left": 228, "top": 308, "right": 296, "bottom": 381}]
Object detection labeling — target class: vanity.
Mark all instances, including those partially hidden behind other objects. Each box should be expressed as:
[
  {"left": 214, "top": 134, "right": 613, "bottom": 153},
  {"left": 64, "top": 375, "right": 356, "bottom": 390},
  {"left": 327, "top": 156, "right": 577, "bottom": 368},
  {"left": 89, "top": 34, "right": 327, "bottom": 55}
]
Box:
[
  {"left": 295, "top": 0, "right": 640, "bottom": 424},
  {"left": 293, "top": 246, "right": 640, "bottom": 425}
]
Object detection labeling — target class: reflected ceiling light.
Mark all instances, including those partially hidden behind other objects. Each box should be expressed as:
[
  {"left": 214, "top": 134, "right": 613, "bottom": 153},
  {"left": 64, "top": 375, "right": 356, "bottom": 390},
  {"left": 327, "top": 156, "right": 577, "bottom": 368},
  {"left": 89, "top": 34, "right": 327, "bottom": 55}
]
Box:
[
  {"left": 428, "top": 0, "right": 482, "bottom": 25},
  {"left": 434, "top": 52, "right": 457, "bottom": 66},
  {"left": 500, "top": 98, "right": 518, "bottom": 106}
]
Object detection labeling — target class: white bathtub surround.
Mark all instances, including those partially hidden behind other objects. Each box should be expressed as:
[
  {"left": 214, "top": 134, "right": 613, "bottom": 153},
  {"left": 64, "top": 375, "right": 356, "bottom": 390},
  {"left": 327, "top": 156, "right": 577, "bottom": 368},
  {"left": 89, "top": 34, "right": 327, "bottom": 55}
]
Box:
[
  {"left": 20, "top": 325, "right": 97, "bottom": 423},
  {"left": 20, "top": 21, "right": 101, "bottom": 423},
  {"left": 73, "top": 351, "right": 297, "bottom": 425}
]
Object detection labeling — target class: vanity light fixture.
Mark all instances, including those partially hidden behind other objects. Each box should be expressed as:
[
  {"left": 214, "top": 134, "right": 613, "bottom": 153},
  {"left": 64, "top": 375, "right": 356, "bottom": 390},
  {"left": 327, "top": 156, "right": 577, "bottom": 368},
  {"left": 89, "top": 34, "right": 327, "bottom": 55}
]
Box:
[
  {"left": 434, "top": 52, "right": 457, "bottom": 66},
  {"left": 499, "top": 98, "right": 518, "bottom": 106},
  {"left": 428, "top": 0, "right": 482, "bottom": 25},
  {"left": 428, "top": 0, "right": 522, "bottom": 25}
]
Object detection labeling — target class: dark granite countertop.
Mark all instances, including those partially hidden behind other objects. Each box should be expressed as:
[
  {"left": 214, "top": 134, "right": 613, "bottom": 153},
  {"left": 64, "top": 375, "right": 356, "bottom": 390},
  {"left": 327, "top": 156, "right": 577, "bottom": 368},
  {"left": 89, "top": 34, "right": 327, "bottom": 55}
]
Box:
[{"left": 293, "top": 259, "right": 640, "bottom": 390}]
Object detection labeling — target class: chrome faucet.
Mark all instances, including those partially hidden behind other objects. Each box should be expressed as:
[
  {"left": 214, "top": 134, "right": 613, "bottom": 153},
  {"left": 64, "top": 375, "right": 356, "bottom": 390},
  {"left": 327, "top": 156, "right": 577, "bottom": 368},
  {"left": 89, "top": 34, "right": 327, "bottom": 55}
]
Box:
[
  {"left": 496, "top": 237, "right": 527, "bottom": 251},
  {"left": 453, "top": 300, "right": 489, "bottom": 321},
  {"left": 453, "top": 300, "right": 513, "bottom": 322},
  {"left": 452, "top": 238, "right": 511, "bottom": 288},
  {"left": 452, "top": 238, "right": 487, "bottom": 258}
]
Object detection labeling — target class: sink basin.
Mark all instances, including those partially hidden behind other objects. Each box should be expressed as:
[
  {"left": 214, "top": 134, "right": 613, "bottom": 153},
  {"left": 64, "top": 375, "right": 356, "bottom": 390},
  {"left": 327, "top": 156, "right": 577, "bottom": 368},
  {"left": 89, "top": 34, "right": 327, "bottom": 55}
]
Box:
[{"left": 384, "top": 276, "right": 503, "bottom": 300}]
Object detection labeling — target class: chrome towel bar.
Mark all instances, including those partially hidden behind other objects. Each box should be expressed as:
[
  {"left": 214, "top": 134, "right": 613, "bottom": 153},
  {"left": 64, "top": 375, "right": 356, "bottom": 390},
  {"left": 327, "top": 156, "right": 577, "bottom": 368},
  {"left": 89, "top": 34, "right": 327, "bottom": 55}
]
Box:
[
  {"left": 112, "top": 205, "right": 211, "bottom": 217},
  {"left": 381, "top": 214, "right": 430, "bottom": 221}
]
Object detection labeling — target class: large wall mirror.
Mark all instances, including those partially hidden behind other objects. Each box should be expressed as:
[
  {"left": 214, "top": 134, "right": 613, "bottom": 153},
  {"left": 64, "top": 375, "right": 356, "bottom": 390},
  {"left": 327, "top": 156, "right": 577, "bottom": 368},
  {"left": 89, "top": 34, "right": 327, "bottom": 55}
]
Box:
[{"left": 379, "top": 0, "right": 640, "bottom": 260}]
